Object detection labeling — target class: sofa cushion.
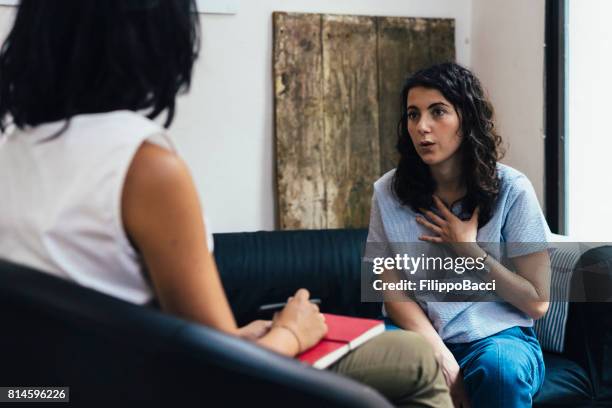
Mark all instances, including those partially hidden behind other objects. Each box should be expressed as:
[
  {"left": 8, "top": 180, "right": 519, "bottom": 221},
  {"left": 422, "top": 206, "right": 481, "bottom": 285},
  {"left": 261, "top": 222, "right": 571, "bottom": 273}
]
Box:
[
  {"left": 533, "top": 241, "right": 583, "bottom": 353},
  {"left": 533, "top": 353, "right": 592, "bottom": 406}
]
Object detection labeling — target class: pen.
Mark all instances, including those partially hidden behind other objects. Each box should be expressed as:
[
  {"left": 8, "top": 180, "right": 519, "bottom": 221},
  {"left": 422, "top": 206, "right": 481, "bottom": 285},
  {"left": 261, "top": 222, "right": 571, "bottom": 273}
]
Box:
[{"left": 258, "top": 298, "right": 322, "bottom": 312}]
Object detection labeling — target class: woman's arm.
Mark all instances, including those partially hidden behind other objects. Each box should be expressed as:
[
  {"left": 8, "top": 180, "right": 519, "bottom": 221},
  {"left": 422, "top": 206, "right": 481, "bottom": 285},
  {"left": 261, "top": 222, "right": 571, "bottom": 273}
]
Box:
[
  {"left": 122, "top": 142, "right": 238, "bottom": 332},
  {"left": 382, "top": 267, "right": 467, "bottom": 407},
  {"left": 418, "top": 195, "right": 550, "bottom": 319},
  {"left": 385, "top": 299, "right": 449, "bottom": 359},
  {"left": 122, "top": 143, "right": 326, "bottom": 356},
  {"left": 381, "top": 268, "right": 446, "bottom": 351},
  {"left": 460, "top": 244, "right": 550, "bottom": 319},
  {"left": 385, "top": 297, "right": 469, "bottom": 408}
]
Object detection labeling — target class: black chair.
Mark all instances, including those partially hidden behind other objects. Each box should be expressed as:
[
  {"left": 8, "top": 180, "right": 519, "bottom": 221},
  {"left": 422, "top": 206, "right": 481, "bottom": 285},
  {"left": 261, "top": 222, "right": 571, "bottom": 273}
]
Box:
[{"left": 0, "top": 259, "right": 391, "bottom": 406}]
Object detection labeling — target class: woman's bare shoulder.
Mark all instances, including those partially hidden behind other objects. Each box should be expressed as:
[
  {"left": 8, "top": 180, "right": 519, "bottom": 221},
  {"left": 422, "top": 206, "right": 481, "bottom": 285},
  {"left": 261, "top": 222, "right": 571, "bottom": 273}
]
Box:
[
  {"left": 121, "top": 141, "right": 201, "bottom": 247},
  {"left": 126, "top": 142, "right": 190, "bottom": 190}
]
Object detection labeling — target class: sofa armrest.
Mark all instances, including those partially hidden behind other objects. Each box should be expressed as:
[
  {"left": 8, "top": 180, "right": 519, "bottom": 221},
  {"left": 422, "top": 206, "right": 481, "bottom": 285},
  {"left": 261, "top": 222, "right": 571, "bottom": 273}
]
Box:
[{"left": 565, "top": 245, "right": 612, "bottom": 400}]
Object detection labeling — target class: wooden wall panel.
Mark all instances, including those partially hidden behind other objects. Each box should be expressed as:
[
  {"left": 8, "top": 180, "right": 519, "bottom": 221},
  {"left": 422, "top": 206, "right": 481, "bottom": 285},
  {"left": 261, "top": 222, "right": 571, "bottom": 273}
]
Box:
[
  {"left": 321, "top": 15, "right": 380, "bottom": 228},
  {"left": 377, "top": 18, "right": 455, "bottom": 174},
  {"left": 273, "top": 12, "right": 455, "bottom": 230},
  {"left": 427, "top": 19, "right": 456, "bottom": 63},
  {"left": 273, "top": 12, "right": 326, "bottom": 229}
]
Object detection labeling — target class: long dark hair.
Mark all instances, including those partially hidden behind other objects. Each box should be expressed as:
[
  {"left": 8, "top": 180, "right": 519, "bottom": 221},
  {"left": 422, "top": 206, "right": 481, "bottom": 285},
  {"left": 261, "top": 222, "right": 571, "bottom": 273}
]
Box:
[
  {"left": 392, "top": 62, "right": 504, "bottom": 226},
  {"left": 0, "top": 0, "right": 200, "bottom": 132}
]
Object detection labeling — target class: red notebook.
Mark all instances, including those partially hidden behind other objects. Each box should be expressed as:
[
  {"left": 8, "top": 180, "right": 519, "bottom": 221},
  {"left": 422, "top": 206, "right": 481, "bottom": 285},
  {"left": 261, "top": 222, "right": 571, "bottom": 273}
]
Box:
[{"left": 298, "top": 314, "right": 385, "bottom": 369}]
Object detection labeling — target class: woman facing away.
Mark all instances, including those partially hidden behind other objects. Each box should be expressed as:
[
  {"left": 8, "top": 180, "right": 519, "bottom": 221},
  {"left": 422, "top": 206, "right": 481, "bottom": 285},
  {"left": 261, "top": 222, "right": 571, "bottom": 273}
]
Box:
[
  {"left": 369, "top": 63, "right": 551, "bottom": 408},
  {"left": 0, "top": 1, "right": 452, "bottom": 406}
]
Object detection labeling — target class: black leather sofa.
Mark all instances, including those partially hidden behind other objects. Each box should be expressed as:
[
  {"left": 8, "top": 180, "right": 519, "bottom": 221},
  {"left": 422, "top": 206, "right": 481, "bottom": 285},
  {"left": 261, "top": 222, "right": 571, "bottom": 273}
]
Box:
[{"left": 1, "top": 228, "right": 611, "bottom": 407}]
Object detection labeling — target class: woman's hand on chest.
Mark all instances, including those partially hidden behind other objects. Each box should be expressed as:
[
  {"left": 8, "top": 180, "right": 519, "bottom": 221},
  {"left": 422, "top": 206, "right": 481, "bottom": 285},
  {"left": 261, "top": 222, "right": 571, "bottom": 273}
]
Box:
[{"left": 416, "top": 195, "right": 479, "bottom": 244}]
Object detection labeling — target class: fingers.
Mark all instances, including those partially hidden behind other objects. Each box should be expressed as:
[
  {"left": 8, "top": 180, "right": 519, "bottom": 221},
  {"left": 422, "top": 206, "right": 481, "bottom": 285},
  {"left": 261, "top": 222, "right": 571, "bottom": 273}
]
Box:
[
  {"left": 450, "top": 383, "right": 463, "bottom": 408},
  {"left": 433, "top": 195, "right": 454, "bottom": 218},
  {"left": 453, "top": 376, "right": 470, "bottom": 408},
  {"left": 457, "top": 390, "right": 470, "bottom": 408},
  {"left": 294, "top": 288, "right": 310, "bottom": 300},
  {"left": 440, "top": 369, "right": 452, "bottom": 387},
  {"left": 319, "top": 313, "right": 328, "bottom": 335},
  {"left": 416, "top": 216, "right": 443, "bottom": 234},
  {"left": 470, "top": 206, "right": 480, "bottom": 222},
  {"left": 419, "top": 235, "right": 443, "bottom": 243},
  {"left": 419, "top": 208, "right": 447, "bottom": 227}
]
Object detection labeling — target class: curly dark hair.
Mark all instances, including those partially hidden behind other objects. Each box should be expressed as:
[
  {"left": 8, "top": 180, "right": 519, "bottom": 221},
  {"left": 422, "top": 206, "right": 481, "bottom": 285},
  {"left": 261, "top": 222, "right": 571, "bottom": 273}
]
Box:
[
  {"left": 392, "top": 62, "right": 504, "bottom": 226},
  {"left": 0, "top": 0, "right": 200, "bottom": 132}
]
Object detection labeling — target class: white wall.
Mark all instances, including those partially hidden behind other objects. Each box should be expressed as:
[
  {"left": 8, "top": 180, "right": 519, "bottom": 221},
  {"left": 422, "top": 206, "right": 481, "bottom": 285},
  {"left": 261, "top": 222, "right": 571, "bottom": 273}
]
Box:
[
  {"left": 470, "top": 0, "right": 546, "bottom": 206},
  {"left": 174, "top": 0, "right": 473, "bottom": 233},
  {"left": 1, "top": 1, "right": 552, "bottom": 234}
]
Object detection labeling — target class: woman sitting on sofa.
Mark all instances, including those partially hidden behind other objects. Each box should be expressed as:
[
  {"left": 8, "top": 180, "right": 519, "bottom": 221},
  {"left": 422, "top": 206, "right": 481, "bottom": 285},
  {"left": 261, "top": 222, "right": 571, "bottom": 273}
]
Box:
[
  {"left": 369, "top": 62, "right": 550, "bottom": 408},
  {"left": 0, "top": 1, "right": 451, "bottom": 407}
]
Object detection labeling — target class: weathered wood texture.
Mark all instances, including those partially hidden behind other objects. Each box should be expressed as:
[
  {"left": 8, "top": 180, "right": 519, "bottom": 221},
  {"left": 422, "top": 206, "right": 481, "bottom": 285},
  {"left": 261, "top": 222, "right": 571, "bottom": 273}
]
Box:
[
  {"left": 273, "top": 12, "right": 455, "bottom": 229},
  {"left": 273, "top": 12, "right": 326, "bottom": 229},
  {"left": 377, "top": 18, "right": 455, "bottom": 173},
  {"left": 322, "top": 15, "right": 380, "bottom": 228}
]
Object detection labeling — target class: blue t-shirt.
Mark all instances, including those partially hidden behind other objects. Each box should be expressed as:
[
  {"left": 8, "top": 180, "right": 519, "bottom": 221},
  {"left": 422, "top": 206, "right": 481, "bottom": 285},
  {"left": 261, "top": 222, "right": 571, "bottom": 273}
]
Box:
[{"left": 368, "top": 163, "right": 550, "bottom": 343}]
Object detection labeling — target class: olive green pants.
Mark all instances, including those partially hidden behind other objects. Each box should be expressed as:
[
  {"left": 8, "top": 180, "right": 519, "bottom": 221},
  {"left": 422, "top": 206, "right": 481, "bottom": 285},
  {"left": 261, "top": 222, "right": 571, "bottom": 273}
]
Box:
[{"left": 329, "top": 331, "right": 452, "bottom": 408}]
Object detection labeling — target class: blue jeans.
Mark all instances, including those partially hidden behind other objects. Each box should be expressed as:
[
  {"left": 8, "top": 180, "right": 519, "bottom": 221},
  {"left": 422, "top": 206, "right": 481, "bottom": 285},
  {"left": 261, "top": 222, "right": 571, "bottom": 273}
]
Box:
[{"left": 446, "top": 326, "right": 545, "bottom": 408}]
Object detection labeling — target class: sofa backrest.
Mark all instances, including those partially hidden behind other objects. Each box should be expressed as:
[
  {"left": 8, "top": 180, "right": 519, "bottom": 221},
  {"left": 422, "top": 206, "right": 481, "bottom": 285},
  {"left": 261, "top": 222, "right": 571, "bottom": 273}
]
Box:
[
  {"left": 214, "top": 230, "right": 612, "bottom": 360},
  {"left": 213, "top": 229, "right": 381, "bottom": 325}
]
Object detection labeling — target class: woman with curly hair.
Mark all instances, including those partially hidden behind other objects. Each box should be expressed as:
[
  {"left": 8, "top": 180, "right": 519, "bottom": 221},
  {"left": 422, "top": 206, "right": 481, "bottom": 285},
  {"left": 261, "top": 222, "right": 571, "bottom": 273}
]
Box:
[{"left": 368, "top": 62, "right": 550, "bottom": 408}]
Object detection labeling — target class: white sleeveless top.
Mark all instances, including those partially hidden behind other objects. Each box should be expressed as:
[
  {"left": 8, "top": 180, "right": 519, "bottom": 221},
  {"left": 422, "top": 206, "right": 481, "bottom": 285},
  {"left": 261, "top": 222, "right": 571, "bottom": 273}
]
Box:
[{"left": 0, "top": 110, "right": 182, "bottom": 304}]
